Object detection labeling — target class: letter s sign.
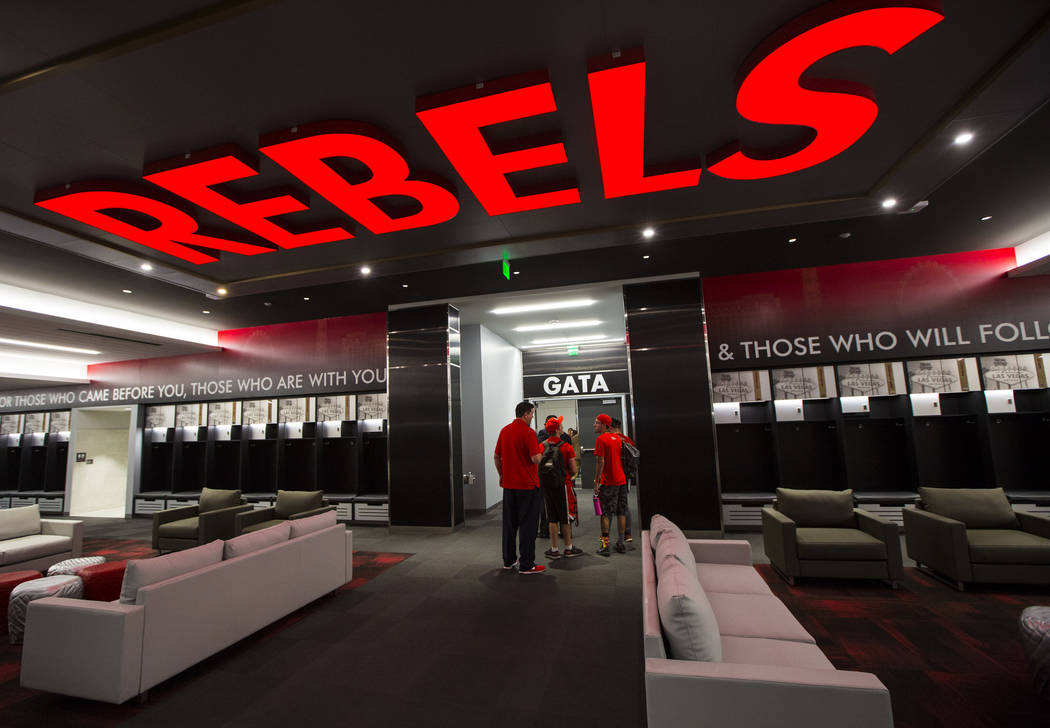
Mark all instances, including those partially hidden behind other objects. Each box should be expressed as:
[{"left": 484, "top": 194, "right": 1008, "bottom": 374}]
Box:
[{"left": 543, "top": 376, "right": 561, "bottom": 395}]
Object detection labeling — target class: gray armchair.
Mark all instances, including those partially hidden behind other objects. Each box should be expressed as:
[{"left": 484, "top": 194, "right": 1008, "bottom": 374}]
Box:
[
  {"left": 904, "top": 487, "right": 1050, "bottom": 590},
  {"left": 762, "top": 488, "right": 903, "bottom": 587},
  {"left": 152, "top": 487, "right": 250, "bottom": 552},
  {"left": 234, "top": 490, "right": 334, "bottom": 535}
]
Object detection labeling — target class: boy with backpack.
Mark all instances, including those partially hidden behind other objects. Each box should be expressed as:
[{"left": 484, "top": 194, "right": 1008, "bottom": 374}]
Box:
[
  {"left": 611, "top": 417, "right": 639, "bottom": 546},
  {"left": 539, "top": 416, "right": 582, "bottom": 559}
]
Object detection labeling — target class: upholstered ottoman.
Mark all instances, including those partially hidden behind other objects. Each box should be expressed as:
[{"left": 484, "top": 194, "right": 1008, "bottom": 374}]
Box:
[
  {"left": 79, "top": 561, "right": 127, "bottom": 602},
  {"left": 9, "top": 574, "right": 83, "bottom": 644},
  {"left": 46, "top": 556, "right": 106, "bottom": 577},
  {"left": 0, "top": 571, "right": 43, "bottom": 635},
  {"left": 1020, "top": 606, "right": 1050, "bottom": 700}
]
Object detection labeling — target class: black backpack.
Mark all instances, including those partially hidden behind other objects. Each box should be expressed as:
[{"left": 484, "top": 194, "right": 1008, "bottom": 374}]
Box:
[
  {"left": 538, "top": 440, "right": 566, "bottom": 489},
  {"left": 620, "top": 437, "right": 640, "bottom": 482}
]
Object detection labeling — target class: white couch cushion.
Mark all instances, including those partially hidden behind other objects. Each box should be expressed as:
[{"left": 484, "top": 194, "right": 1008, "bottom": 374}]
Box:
[
  {"left": 223, "top": 522, "right": 290, "bottom": 559},
  {"left": 655, "top": 552, "right": 722, "bottom": 662},
  {"left": 0, "top": 504, "right": 41, "bottom": 541},
  {"left": 0, "top": 534, "right": 72, "bottom": 565},
  {"left": 289, "top": 510, "right": 337, "bottom": 538},
  {"left": 707, "top": 592, "right": 815, "bottom": 644},
  {"left": 696, "top": 563, "right": 773, "bottom": 595},
  {"left": 720, "top": 635, "right": 834, "bottom": 669},
  {"left": 120, "top": 540, "right": 223, "bottom": 604},
  {"left": 649, "top": 514, "right": 686, "bottom": 550}
]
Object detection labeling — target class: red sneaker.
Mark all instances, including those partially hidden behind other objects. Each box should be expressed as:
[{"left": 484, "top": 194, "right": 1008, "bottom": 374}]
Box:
[{"left": 519, "top": 564, "right": 546, "bottom": 575}]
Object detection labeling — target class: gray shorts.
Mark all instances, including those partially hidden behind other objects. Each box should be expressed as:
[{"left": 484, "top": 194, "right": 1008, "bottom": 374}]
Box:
[{"left": 598, "top": 485, "right": 627, "bottom": 516}]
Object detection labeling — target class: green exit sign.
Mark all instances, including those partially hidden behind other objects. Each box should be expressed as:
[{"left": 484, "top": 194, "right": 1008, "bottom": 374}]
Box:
[
  {"left": 502, "top": 250, "right": 510, "bottom": 280},
  {"left": 568, "top": 346, "right": 579, "bottom": 356}
]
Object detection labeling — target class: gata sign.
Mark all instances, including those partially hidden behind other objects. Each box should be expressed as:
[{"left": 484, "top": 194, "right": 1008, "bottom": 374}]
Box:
[
  {"left": 32, "top": 4, "right": 943, "bottom": 265},
  {"left": 524, "top": 370, "right": 630, "bottom": 398}
]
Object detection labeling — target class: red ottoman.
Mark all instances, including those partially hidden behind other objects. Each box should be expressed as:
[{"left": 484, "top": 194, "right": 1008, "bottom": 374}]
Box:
[
  {"left": 1, "top": 570, "right": 43, "bottom": 635},
  {"left": 80, "top": 561, "right": 127, "bottom": 602}
]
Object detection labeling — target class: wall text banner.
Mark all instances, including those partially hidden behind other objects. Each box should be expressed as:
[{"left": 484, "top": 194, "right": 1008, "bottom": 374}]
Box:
[
  {"left": 703, "top": 249, "right": 1050, "bottom": 370},
  {"left": 0, "top": 312, "right": 387, "bottom": 413}
]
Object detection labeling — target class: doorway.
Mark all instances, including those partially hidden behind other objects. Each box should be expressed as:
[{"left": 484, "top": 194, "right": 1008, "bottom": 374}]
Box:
[{"left": 69, "top": 407, "right": 136, "bottom": 518}]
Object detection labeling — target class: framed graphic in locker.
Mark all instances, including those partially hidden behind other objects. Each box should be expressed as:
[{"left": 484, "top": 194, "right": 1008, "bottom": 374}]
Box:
[
  {"left": 906, "top": 358, "right": 980, "bottom": 393},
  {"left": 23, "top": 412, "right": 47, "bottom": 434},
  {"left": 1, "top": 414, "right": 22, "bottom": 435},
  {"left": 277, "top": 397, "right": 312, "bottom": 423},
  {"left": 711, "top": 370, "right": 770, "bottom": 403},
  {"left": 771, "top": 366, "right": 836, "bottom": 400},
  {"left": 175, "top": 403, "right": 202, "bottom": 428},
  {"left": 145, "top": 405, "right": 175, "bottom": 428},
  {"left": 980, "top": 353, "right": 1046, "bottom": 390},
  {"left": 241, "top": 400, "right": 274, "bottom": 425},
  {"left": 207, "top": 401, "right": 237, "bottom": 426},
  {"left": 836, "top": 362, "right": 906, "bottom": 397},
  {"left": 48, "top": 411, "right": 71, "bottom": 433},
  {"left": 356, "top": 393, "right": 388, "bottom": 420},
  {"left": 316, "top": 395, "right": 356, "bottom": 422}
]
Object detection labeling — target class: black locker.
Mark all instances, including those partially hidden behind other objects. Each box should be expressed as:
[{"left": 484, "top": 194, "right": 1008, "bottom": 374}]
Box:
[
  {"left": 45, "top": 442, "right": 69, "bottom": 492},
  {"left": 145, "top": 442, "right": 175, "bottom": 492},
  {"left": 986, "top": 412, "right": 1050, "bottom": 491},
  {"left": 319, "top": 437, "right": 357, "bottom": 494},
  {"left": 359, "top": 432, "right": 388, "bottom": 495},
  {"left": 23, "top": 445, "right": 48, "bottom": 490},
  {"left": 278, "top": 439, "right": 317, "bottom": 491},
  {"left": 841, "top": 418, "right": 914, "bottom": 492},
  {"left": 716, "top": 423, "right": 778, "bottom": 493},
  {"left": 210, "top": 441, "right": 241, "bottom": 489},
  {"left": 244, "top": 440, "right": 277, "bottom": 493},
  {"left": 912, "top": 416, "right": 989, "bottom": 487},
  {"left": 2, "top": 445, "right": 21, "bottom": 490},
  {"left": 775, "top": 421, "right": 843, "bottom": 489},
  {"left": 175, "top": 441, "right": 208, "bottom": 491}
]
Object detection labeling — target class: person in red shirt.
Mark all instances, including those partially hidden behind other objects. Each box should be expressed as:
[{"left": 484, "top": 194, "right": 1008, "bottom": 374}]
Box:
[
  {"left": 611, "top": 417, "right": 636, "bottom": 547},
  {"left": 539, "top": 416, "right": 581, "bottom": 559},
  {"left": 494, "top": 400, "right": 546, "bottom": 575},
  {"left": 593, "top": 413, "right": 627, "bottom": 556}
]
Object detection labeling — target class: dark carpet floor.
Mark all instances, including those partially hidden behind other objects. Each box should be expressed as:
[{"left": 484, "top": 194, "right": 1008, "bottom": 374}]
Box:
[{"left": 756, "top": 565, "right": 1050, "bottom": 728}]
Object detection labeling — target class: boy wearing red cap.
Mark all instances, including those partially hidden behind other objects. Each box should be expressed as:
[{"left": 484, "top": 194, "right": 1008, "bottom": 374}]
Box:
[
  {"left": 539, "top": 416, "right": 582, "bottom": 559},
  {"left": 593, "top": 413, "right": 627, "bottom": 555}
]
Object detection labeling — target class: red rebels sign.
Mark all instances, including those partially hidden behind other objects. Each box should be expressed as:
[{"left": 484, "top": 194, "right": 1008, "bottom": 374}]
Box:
[{"left": 34, "top": 3, "right": 943, "bottom": 266}]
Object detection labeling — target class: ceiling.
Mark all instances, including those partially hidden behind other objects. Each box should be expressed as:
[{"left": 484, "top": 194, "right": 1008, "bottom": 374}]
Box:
[{"left": 0, "top": 0, "right": 1047, "bottom": 386}]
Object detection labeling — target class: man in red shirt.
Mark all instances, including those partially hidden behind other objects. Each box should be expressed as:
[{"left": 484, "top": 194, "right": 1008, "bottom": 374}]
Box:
[
  {"left": 494, "top": 400, "right": 546, "bottom": 575},
  {"left": 593, "top": 413, "right": 627, "bottom": 556},
  {"left": 611, "top": 417, "right": 636, "bottom": 547},
  {"left": 539, "top": 416, "right": 581, "bottom": 559}
]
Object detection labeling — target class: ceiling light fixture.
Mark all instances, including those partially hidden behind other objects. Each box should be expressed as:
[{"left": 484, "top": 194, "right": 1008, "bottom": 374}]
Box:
[
  {"left": 263, "top": 301, "right": 272, "bottom": 306},
  {"left": 980, "top": 215, "right": 992, "bottom": 221},
  {"left": 360, "top": 266, "right": 371, "bottom": 275},
  {"left": 514, "top": 319, "right": 602, "bottom": 333},
  {"left": 531, "top": 333, "right": 608, "bottom": 345},
  {"left": 0, "top": 337, "right": 100, "bottom": 356},
  {"left": 121, "top": 289, "right": 132, "bottom": 294},
  {"left": 216, "top": 287, "right": 228, "bottom": 295},
  {"left": 513, "top": 270, "right": 520, "bottom": 275},
  {"left": 201, "top": 310, "right": 210, "bottom": 314},
  {"left": 953, "top": 131, "right": 974, "bottom": 145},
  {"left": 402, "top": 284, "right": 409, "bottom": 288},
  {"left": 139, "top": 263, "right": 153, "bottom": 271},
  {"left": 522, "top": 337, "right": 624, "bottom": 349},
  {"left": 491, "top": 298, "right": 596, "bottom": 315},
  {"left": 881, "top": 198, "right": 897, "bottom": 209},
  {"left": 642, "top": 227, "right": 655, "bottom": 239},
  {"left": 643, "top": 255, "right": 650, "bottom": 260},
  {"left": 788, "top": 237, "right": 797, "bottom": 243},
  {"left": 303, "top": 296, "right": 310, "bottom": 301}
]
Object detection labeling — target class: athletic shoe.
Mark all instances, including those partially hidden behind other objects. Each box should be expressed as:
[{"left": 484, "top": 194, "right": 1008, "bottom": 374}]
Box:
[
  {"left": 544, "top": 549, "right": 562, "bottom": 559},
  {"left": 624, "top": 534, "right": 633, "bottom": 543},
  {"left": 519, "top": 565, "right": 546, "bottom": 575},
  {"left": 563, "top": 546, "right": 583, "bottom": 558},
  {"left": 614, "top": 541, "right": 626, "bottom": 554},
  {"left": 502, "top": 561, "right": 518, "bottom": 570},
  {"left": 597, "top": 543, "right": 610, "bottom": 557}
]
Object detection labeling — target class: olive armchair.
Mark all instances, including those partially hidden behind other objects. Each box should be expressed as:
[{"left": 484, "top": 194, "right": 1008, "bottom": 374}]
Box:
[
  {"left": 152, "top": 487, "right": 251, "bottom": 552},
  {"left": 234, "top": 490, "right": 335, "bottom": 535}
]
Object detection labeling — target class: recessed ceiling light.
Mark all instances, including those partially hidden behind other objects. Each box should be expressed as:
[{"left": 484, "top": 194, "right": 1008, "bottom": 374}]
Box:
[
  {"left": 139, "top": 263, "right": 153, "bottom": 271},
  {"left": 881, "top": 198, "right": 897, "bottom": 209},
  {"left": 522, "top": 337, "right": 624, "bottom": 349},
  {"left": 0, "top": 337, "right": 100, "bottom": 356},
  {"left": 216, "top": 287, "right": 228, "bottom": 295},
  {"left": 121, "top": 289, "right": 132, "bottom": 294},
  {"left": 980, "top": 215, "right": 992, "bottom": 221},
  {"left": 263, "top": 301, "right": 272, "bottom": 306},
  {"left": 839, "top": 232, "right": 852, "bottom": 239},
  {"left": 643, "top": 255, "right": 650, "bottom": 260},
  {"left": 642, "top": 227, "right": 655, "bottom": 239},
  {"left": 402, "top": 283, "right": 409, "bottom": 288},
  {"left": 303, "top": 296, "right": 310, "bottom": 301},
  {"left": 360, "top": 266, "right": 371, "bottom": 275},
  {"left": 514, "top": 319, "right": 602, "bottom": 333},
  {"left": 788, "top": 237, "right": 797, "bottom": 243},
  {"left": 513, "top": 270, "right": 520, "bottom": 275},
  {"left": 201, "top": 310, "right": 210, "bottom": 314},
  {"left": 954, "top": 131, "right": 974, "bottom": 145},
  {"left": 530, "top": 333, "right": 610, "bottom": 346},
  {"left": 491, "top": 298, "right": 596, "bottom": 315}
]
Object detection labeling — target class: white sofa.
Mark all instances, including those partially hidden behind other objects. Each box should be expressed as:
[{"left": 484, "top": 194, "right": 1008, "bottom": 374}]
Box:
[
  {"left": 0, "top": 505, "right": 82, "bottom": 574},
  {"left": 643, "top": 525, "right": 893, "bottom": 728},
  {"left": 20, "top": 520, "right": 352, "bottom": 703}
]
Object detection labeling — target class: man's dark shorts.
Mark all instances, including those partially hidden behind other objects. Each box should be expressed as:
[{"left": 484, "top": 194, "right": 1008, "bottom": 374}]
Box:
[
  {"left": 543, "top": 484, "right": 569, "bottom": 525},
  {"left": 598, "top": 484, "right": 627, "bottom": 516}
]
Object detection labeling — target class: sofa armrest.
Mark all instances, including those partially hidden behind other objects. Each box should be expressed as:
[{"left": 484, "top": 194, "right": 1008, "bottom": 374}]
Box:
[
  {"left": 1017, "top": 510, "right": 1050, "bottom": 540},
  {"left": 21, "top": 597, "right": 145, "bottom": 704},
  {"left": 289, "top": 505, "right": 337, "bottom": 520},
  {"left": 761, "top": 507, "right": 798, "bottom": 576},
  {"left": 686, "top": 539, "right": 752, "bottom": 566},
  {"left": 902, "top": 506, "right": 971, "bottom": 582},
  {"left": 235, "top": 507, "right": 276, "bottom": 533},
  {"left": 644, "top": 658, "right": 892, "bottom": 728},
  {"left": 198, "top": 504, "right": 253, "bottom": 542},
  {"left": 40, "top": 518, "right": 83, "bottom": 557},
  {"left": 855, "top": 509, "right": 903, "bottom": 581}
]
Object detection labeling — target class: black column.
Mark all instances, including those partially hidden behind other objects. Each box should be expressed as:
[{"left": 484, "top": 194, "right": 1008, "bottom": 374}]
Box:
[
  {"left": 623, "top": 278, "right": 722, "bottom": 533},
  {"left": 388, "top": 304, "right": 464, "bottom": 529}
]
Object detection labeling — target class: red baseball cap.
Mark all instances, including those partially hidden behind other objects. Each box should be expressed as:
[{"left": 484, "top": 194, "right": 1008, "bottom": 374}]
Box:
[
  {"left": 545, "top": 416, "right": 563, "bottom": 433},
  {"left": 596, "top": 414, "right": 612, "bottom": 426}
]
